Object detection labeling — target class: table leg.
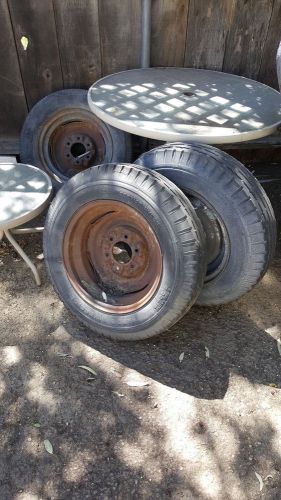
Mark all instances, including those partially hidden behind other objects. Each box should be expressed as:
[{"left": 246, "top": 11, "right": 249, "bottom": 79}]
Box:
[{"left": 4, "top": 229, "right": 41, "bottom": 286}]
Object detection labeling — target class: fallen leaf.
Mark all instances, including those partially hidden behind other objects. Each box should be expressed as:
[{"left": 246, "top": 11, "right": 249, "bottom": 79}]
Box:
[
  {"left": 205, "top": 346, "right": 210, "bottom": 358},
  {"left": 277, "top": 338, "right": 281, "bottom": 356},
  {"left": 78, "top": 365, "right": 97, "bottom": 376},
  {"left": 32, "top": 422, "right": 41, "bottom": 428},
  {"left": 269, "top": 383, "right": 278, "bottom": 388},
  {"left": 179, "top": 352, "right": 184, "bottom": 363},
  {"left": 21, "top": 36, "right": 29, "bottom": 51},
  {"left": 113, "top": 391, "right": 125, "bottom": 397},
  {"left": 126, "top": 380, "right": 149, "bottom": 388},
  {"left": 36, "top": 253, "right": 44, "bottom": 261},
  {"left": 254, "top": 472, "right": 264, "bottom": 492},
  {"left": 44, "top": 439, "right": 53, "bottom": 454}
]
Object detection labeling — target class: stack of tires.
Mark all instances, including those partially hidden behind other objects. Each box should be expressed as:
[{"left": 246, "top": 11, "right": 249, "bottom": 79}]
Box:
[{"left": 20, "top": 91, "right": 276, "bottom": 340}]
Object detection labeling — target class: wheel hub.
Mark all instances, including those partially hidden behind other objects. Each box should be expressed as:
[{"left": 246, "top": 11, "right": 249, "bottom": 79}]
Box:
[{"left": 49, "top": 120, "right": 105, "bottom": 178}]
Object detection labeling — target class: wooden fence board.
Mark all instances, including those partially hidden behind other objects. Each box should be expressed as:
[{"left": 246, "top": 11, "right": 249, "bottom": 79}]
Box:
[
  {"left": 223, "top": 0, "right": 274, "bottom": 79},
  {"left": 258, "top": 0, "right": 281, "bottom": 89},
  {"left": 185, "top": 0, "right": 234, "bottom": 71},
  {"left": 53, "top": 0, "right": 101, "bottom": 88},
  {"left": 8, "top": 0, "right": 63, "bottom": 108},
  {"left": 0, "top": 0, "right": 27, "bottom": 136},
  {"left": 98, "top": 0, "right": 141, "bottom": 75},
  {"left": 151, "top": 0, "right": 189, "bottom": 67}
]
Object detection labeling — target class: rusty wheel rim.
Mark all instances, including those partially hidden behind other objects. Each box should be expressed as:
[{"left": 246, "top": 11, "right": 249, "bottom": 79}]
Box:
[
  {"left": 38, "top": 110, "right": 107, "bottom": 182},
  {"left": 63, "top": 200, "right": 163, "bottom": 313}
]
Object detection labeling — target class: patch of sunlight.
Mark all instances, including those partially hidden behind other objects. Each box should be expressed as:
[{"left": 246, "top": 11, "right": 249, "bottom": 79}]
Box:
[
  {"left": 0, "top": 373, "right": 5, "bottom": 398},
  {"left": 116, "top": 435, "right": 163, "bottom": 482},
  {"left": 100, "top": 84, "right": 117, "bottom": 90},
  {"left": 197, "top": 470, "right": 221, "bottom": 498},
  {"left": 208, "top": 114, "right": 229, "bottom": 125},
  {"left": 63, "top": 451, "right": 95, "bottom": 482},
  {"left": 210, "top": 96, "right": 229, "bottom": 105},
  {"left": 164, "top": 87, "right": 178, "bottom": 95},
  {"left": 27, "top": 362, "right": 59, "bottom": 412},
  {"left": 231, "top": 103, "right": 251, "bottom": 113},
  {"left": 15, "top": 494, "right": 40, "bottom": 500},
  {"left": 22, "top": 434, "right": 42, "bottom": 457},
  {"left": 241, "top": 118, "right": 264, "bottom": 129},
  {"left": 27, "top": 180, "right": 46, "bottom": 189},
  {"left": 1, "top": 345, "right": 22, "bottom": 366},
  {"left": 0, "top": 163, "right": 14, "bottom": 171}
]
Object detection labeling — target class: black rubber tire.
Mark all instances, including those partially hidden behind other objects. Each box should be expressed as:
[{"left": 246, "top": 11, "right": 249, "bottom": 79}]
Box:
[
  {"left": 20, "top": 89, "right": 132, "bottom": 189},
  {"left": 43, "top": 163, "right": 206, "bottom": 340},
  {"left": 135, "top": 142, "right": 276, "bottom": 306}
]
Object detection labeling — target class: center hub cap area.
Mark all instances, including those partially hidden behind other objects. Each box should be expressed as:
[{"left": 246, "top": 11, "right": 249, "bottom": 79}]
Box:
[{"left": 63, "top": 200, "right": 163, "bottom": 313}]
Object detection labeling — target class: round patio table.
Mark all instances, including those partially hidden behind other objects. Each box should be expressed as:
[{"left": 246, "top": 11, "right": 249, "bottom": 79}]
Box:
[
  {"left": 88, "top": 68, "right": 281, "bottom": 144},
  {"left": 0, "top": 163, "right": 52, "bottom": 285}
]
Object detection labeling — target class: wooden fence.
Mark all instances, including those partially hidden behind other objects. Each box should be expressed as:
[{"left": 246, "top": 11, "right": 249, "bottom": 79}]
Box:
[{"left": 0, "top": 0, "right": 280, "bottom": 153}]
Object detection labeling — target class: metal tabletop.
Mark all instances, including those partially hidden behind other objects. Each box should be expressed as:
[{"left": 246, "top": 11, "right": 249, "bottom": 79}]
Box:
[
  {"left": 88, "top": 68, "right": 281, "bottom": 144},
  {"left": 0, "top": 163, "right": 52, "bottom": 230}
]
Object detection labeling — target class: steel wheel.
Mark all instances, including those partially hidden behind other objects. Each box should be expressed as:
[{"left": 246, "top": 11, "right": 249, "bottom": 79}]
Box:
[
  {"left": 44, "top": 163, "right": 206, "bottom": 340},
  {"left": 63, "top": 200, "right": 162, "bottom": 313},
  {"left": 20, "top": 89, "right": 132, "bottom": 188},
  {"left": 189, "top": 195, "right": 228, "bottom": 283},
  {"left": 40, "top": 110, "right": 107, "bottom": 182}
]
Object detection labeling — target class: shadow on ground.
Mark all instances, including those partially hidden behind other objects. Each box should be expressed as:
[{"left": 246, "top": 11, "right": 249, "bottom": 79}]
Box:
[{"left": 0, "top": 199, "right": 281, "bottom": 498}]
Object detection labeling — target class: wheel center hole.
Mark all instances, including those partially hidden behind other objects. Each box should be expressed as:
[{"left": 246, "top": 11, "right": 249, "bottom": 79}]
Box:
[
  {"left": 112, "top": 241, "right": 132, "bottom": 264},
  {"left": 70, "top": 142, "right": 86, "bottom": 158}
]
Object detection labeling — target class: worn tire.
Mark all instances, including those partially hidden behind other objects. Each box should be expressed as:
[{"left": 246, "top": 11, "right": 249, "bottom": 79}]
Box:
[
  {"left": 44, "top": 163, "right": 206, "bottom": 340},
  {"left": 135, "top": 142, "right": 276, "bottom": 306},
  {"left": 20, "top": 89, "right": 132, "bottom": 188}
]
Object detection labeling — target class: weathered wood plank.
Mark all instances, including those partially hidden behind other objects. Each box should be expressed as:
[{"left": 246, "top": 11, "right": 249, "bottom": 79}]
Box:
[
  {"left": 8, "top": 0, "right": 63, "bottom": 108},
  {"left": 53, "top": 0, "right": 101, "bottom": 88},
  {"left": 151, "top": 0, "right": 189, "bottom": 67},
  {"left": 223, "top": 0, "right": 274, "bottom": 79},
  {"left": 99, "top": 0, "right": 141, "bottom": 75},
  {"left": 184, "top": 0, "right": 234, "bottom": 71},
  {"left": 0, "top": 0, "right": 27, "bottom": 138},
  {"left": 258, "top": 0, "right": 281, "bottom": 89}
]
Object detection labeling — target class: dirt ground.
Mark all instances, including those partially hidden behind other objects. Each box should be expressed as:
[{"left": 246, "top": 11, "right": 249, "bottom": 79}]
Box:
[{"left": 1, "top": 191, "right": 281, "bottom": 500}]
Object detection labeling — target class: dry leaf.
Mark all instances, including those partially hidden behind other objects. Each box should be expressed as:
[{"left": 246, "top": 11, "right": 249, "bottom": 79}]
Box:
[
  {"left": 21, "top": 36, "right": 29, "bottom": 51},
  {"left": 32, "top": 422, "right": 41, "bottom": 428},
  {"left": 269, "top": 383, "right": 278, "bottom": 388},
  {"left": 126, "top": 380, "right": 149, "bottom": 387},
  {"left": 254, "top": 472, "right": 264, "bottom": 492},
  {"left": 179, "top": 352, "right": 184, "bottom": 363},
  {"left": 113, "top": 391, "right": 125, "bottom": 397},
  {"left": 205, "top": 346, "right": 210, "bottom": 358},
  {"left": 44, "top": 439, "right": 53, "bottom": 454},
  {"left": 78, "top": 365, "right": 97, "bottom": 376}
]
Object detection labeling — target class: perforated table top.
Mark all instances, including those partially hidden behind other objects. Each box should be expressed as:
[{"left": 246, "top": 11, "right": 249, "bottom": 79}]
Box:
[
  {"left": 0, "top": 163, "right": 52, "bottom": 230},
  {"left": 88, "top": 68, "right": 281, "bottom": 144}
]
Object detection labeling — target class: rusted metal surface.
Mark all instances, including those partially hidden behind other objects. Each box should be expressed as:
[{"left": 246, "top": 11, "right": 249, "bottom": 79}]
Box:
[
  {"left": 63, "top": 200, "right": 163, "bottom": 313},
  {"left": 49, "top": 119, "right": 105, "bottom": 178}
]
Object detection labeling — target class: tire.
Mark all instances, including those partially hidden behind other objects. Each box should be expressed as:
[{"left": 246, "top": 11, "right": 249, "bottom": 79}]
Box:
[
  {"left": 43, "top": 163, "right": 206, "bottom": 340},
  {"left": 20, "top": 89, "right": 132, "bottom": 189},
  {"left": 135, "top": 142, "right": 276, "bottom": 306}
]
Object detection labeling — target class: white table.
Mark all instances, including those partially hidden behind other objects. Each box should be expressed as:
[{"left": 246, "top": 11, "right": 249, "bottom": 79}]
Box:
[
  {"left": 0, "top": 163, "right": 52, "bottom": 285},
  {"left": 88, "top": 68, "right": 281, "bottom": 144}
]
